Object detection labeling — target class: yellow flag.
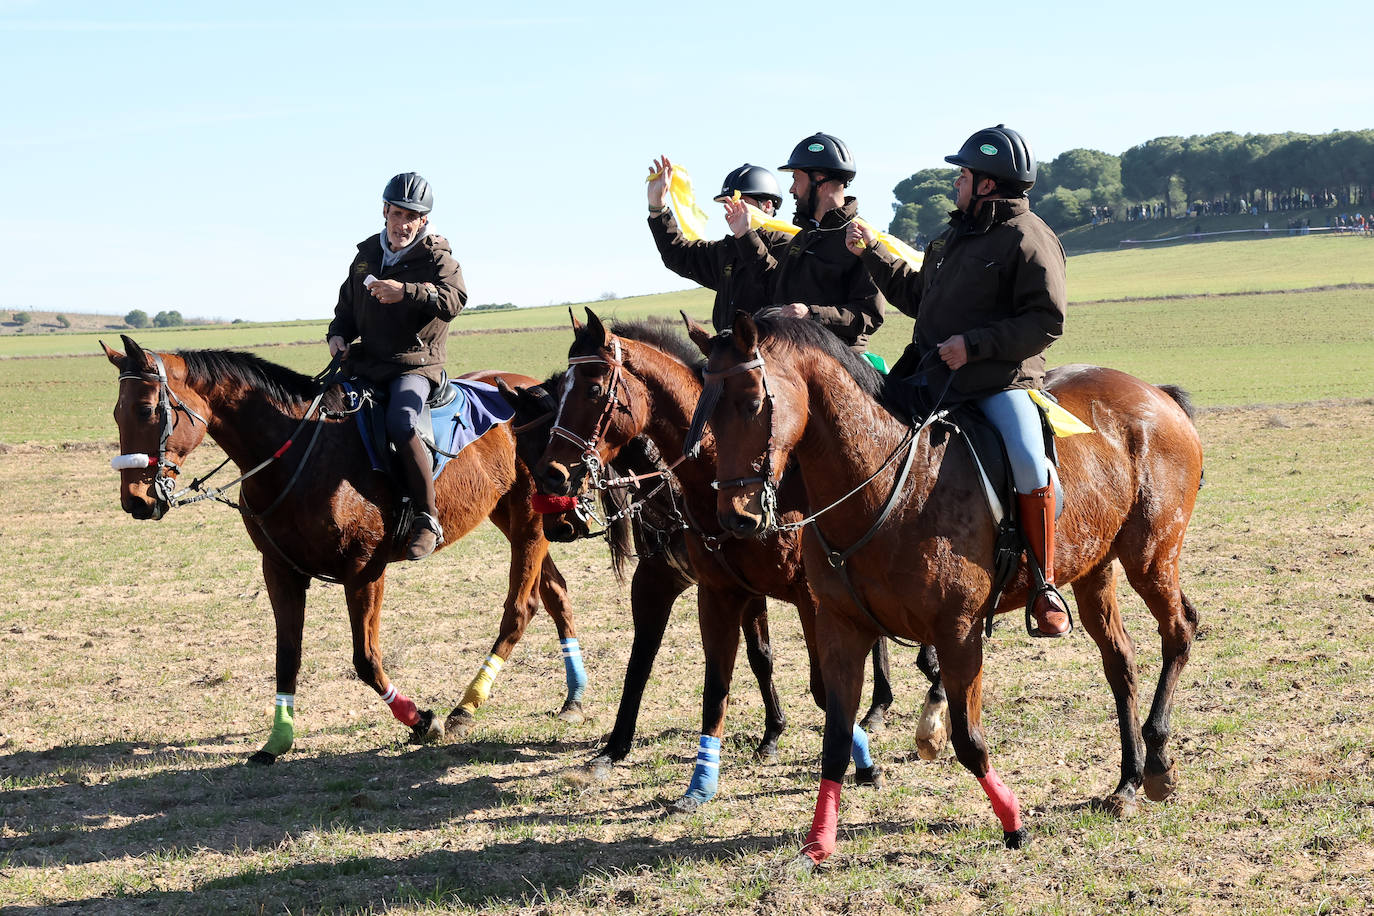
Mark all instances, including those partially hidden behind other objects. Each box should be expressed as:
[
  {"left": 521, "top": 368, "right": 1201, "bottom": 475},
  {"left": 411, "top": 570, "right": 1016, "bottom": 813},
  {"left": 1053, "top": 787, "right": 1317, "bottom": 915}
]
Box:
[
  {"left": 647, "top": 164, "right": 711, "bottom": 241},
  {"left": 739, "top": 202, "right": 924, "bottom": 269},
  {"left": 1028, "top": 388, "right": 1095, "bottom": 437}
]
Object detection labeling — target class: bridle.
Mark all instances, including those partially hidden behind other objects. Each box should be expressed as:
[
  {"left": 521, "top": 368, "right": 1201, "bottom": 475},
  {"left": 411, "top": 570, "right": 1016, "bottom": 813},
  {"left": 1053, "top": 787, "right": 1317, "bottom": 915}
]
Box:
[
  {"left": 700, "top": 352, "right": 781, "bottom": 529},
  {"left": 114, "top": 351, "right": 208, "bottom": 510}
]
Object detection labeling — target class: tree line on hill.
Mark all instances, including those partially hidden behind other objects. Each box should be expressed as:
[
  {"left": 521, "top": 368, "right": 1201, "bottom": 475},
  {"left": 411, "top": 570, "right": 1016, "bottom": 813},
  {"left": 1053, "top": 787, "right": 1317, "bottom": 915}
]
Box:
[{"left": 888, "top": 128, "right": 1374, "bottom": 240}]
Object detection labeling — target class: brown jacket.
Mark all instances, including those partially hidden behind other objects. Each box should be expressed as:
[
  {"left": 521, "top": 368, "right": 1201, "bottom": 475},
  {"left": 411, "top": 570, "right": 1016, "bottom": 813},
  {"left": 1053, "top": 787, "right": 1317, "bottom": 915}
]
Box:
[
  {"left": 327, "top": 232, "right": 467, "bottom": 387},
  {"left": 749, "top": 197, "right": 885, "bottom": 351},
  {"left": 862, "top": 197, "right": 1066, "bottom": 401},
  {"left": 647, "top": 210, "right": 791, "bottom": 332}
]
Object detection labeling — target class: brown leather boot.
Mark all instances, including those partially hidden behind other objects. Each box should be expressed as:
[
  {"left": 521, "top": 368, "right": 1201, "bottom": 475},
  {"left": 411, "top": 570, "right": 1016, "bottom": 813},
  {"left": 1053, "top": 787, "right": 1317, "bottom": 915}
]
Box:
[
  {"left": 397, "top": 432, "right": 443, "bottom": 561},
  {"left": 1017, "top": 484, "right": 1071, "bottom": 637}
]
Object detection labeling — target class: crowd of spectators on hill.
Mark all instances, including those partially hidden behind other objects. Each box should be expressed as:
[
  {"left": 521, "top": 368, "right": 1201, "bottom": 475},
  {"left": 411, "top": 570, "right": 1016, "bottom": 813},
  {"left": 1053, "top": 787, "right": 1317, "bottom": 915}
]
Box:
[{"left": 1114, "top": 188, "right": 1373, "bottom": 223}]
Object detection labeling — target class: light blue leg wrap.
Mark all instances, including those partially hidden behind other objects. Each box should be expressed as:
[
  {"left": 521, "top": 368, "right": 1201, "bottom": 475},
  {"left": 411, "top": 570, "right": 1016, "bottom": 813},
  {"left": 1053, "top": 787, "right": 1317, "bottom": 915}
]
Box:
[
  {"left": 560, "top": 637, "right": 587, "bottom": 704},
  {"left": 683, "top": 734, "right": 722, "bottom": 803},
  {"left": 851, "top": 724, "right": 874, "bottom": 770}
]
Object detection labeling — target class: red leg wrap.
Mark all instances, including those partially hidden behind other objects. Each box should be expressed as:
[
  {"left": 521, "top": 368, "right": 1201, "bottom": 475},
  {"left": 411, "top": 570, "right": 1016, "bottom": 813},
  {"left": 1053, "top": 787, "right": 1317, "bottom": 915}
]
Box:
[
  {"left": 978, "top": 768, "right": 1023, "bottom": 832},
  {"left": 802, "top": 778, "right": 843, "bottom": 864},
  {"left": 386, "top": 692, "right": 420, "bottom": 727}
]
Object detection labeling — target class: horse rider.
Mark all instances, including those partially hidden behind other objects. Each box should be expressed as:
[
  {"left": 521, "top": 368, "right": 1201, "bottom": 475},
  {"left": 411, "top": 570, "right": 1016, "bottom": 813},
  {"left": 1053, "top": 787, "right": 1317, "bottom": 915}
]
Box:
[
  {"left": 724, "top": 131, "right": 886, "bottom": 353},
  {"left": 845, "top": 125, "right": 1072, "bottom": 637},
  {"left": 326, "top": 171, "right": 467, "bottom": 561},
  {"left": 646, "top": 156, "right": 792, "bottom": 332}
]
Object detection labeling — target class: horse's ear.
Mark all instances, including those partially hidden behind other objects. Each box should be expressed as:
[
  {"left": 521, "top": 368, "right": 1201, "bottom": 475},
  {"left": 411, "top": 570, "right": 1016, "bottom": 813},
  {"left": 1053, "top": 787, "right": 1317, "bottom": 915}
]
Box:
[
  {"left": 119, "top": 334, "right": 152, "bottom": 370},
  {"left": 732, "top": 311, "right": 759, "bottom": 355},
  {"left": 101, "top": 339, "right": 125, "bottom": 368},
  {"left": 568, "top": 307, "right": 583, "bottom": 332},
  {"left": 584, "top": 308, "right": 610, "bottom": 346},
  {"left": 682, "top": 312, "right": 713, "bottom": 356},
  {"left": 494, "top": 377, "right": 521, "bottom": 407}
]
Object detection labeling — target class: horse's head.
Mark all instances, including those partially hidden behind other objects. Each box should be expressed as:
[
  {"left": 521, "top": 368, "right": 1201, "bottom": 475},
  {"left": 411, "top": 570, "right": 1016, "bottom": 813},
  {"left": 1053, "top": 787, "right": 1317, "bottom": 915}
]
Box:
[
  {"left": 535, "top": 308, "right": 649, "bottom": 496},
  {"left": 693, "top": 312, "right": 808, "bottom": 537},
  {"left": 499, "top": 373, "right": 611, "bottom": 543},
  {"left": 102, "top": 335, "right": 209, "bottom": 520}
]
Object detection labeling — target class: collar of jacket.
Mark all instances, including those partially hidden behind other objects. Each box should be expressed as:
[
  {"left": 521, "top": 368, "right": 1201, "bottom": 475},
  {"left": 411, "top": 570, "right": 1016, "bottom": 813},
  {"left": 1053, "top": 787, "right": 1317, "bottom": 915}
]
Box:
[
  {"left": 357, "top": 231, "right": 450, "bottom": 261},
  {"left": 794, "top": 195, "right": 859, "bottom": 231},
  {"left": 948, "top": 196, "right": 1029, "bottom": 236}
]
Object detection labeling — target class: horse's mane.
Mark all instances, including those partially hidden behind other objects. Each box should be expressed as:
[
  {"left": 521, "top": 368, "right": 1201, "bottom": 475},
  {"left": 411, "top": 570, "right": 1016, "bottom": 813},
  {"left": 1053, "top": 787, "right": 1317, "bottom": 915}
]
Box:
[
  {"left": 573, "top": 318, "right": 707, "bottom": 377},
  {"left": 746, "top": 316, "right": 888, "bottom": 404},
  {"left": 178, "top": 348, "right": 320, "bottom": 408}
]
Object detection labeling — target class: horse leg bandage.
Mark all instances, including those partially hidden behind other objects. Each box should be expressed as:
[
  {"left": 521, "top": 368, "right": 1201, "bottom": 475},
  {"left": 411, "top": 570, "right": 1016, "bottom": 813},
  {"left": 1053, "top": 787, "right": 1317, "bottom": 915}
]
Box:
[
  {"left": 380, "top": 684, "right": 420, "bottom": 727},
  {"left": 802, "top": 778, "right": 843, "bottom": 864},
  {"left": 682, "top": 734, "right": 721, "bottom": 803},
  {"left": 458, "top": 653, "right": 505, "bottom": 714},
  {"left": 978, "top": 767, "right": 1024, "bottom": 833},
  {"left": 561, "top": 637, "right": 587, "bottom": 704},
  {"left": 261, "top": 693, "right": 295, "bottom": 757},
  {"left": 850, "top": 724, "right": 874, "bottom": 769}
]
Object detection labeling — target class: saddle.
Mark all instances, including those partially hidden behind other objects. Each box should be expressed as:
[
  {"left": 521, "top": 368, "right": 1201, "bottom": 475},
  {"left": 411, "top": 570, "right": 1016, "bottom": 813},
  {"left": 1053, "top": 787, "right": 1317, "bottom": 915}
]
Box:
[{"left": 339, "top": 372, "right": 515, "bottom": 481}]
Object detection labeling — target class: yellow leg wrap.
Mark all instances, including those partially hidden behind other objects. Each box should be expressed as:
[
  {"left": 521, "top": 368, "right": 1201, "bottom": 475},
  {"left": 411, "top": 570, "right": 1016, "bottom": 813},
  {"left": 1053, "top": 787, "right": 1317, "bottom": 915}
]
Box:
[{"left": 458, "top": 653, "right": 504, "bottom": 714}]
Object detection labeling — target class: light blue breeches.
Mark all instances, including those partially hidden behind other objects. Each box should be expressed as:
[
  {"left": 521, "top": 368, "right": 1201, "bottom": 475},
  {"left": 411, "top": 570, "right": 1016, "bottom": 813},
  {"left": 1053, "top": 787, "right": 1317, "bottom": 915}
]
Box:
[{"left": 976, "top": 389, "right": 1048, "bottom": 495}]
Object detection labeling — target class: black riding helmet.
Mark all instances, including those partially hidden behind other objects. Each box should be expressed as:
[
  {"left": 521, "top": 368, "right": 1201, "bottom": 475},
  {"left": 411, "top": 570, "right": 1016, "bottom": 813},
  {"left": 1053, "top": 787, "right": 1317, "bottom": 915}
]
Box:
[
  {"left": 779, "top": 132, "right": 857, "bottom": 183},
  {"left": 383, "top": 172, "right": 434, "bottom": 214},
  {"left": 944, "top": 125, "right": 1037, "bottom": 193},
  {"left": 714, "top": 164, "right": 783, "bottom": 207}
]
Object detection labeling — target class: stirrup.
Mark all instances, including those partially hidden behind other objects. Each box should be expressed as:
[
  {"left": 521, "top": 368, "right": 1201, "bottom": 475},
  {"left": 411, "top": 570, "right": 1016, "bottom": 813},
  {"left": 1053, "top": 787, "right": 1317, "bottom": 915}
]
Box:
[
  {"left": 405, "top": 512, "right": 444, "bottom": 560},
  {"left": 1024, "top": 584, "right": 1073, "bottom": 638},
  {"left": 415, "top": 512, "right": 444, "bottom": 543}
]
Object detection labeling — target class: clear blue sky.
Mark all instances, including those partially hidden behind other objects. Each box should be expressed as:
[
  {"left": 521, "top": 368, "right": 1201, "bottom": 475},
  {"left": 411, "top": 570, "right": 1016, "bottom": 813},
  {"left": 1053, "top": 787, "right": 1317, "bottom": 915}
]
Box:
[{"left": 2, "top": 0, "right": 1369, "bottom": 322}]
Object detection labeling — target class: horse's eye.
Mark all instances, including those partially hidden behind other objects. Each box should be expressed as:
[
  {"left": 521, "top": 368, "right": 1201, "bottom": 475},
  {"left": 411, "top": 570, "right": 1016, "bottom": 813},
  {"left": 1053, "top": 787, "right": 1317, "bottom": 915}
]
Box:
[
  {"left": 138, "top": 404, "right": 157, "bottom": 422},
  {"left": 588, "top": 383, "right": 604, "bottom": 399}
]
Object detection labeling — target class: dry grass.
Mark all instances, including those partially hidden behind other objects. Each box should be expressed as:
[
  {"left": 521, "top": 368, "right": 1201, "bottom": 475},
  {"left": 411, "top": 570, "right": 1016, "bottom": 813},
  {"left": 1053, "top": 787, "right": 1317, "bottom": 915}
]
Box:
[{"left": 1, "top": 401, "right": 1372, "bottom": 914}]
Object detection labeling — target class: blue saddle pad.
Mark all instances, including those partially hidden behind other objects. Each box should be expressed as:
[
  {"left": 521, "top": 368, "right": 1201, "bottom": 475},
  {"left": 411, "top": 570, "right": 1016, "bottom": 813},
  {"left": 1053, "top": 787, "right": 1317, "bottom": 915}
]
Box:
[{"left": 343, "top": 378, "right": 515, "bottom": 479}]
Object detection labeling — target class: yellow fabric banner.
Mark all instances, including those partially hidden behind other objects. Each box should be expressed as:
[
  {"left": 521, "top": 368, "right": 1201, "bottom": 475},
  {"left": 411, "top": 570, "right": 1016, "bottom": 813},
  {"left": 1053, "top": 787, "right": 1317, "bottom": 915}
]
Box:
[
  {"left": 740, "top": 202, "right": 924, "bottom": 269},
  {"left": 647, "top": 164, "right": 711, "bottom": 242},
  {"left": 1028, "top": 388, "right": 1095, "bottom": 437}
]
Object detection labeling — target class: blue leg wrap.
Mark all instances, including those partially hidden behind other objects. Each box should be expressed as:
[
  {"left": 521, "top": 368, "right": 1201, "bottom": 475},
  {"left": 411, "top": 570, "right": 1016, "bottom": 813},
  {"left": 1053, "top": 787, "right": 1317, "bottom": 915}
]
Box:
[
  {"left": 683, "top": 734, "right": 722, "bottom": 803},
  {"left": 560, "top": 637, "right": 587, "bottom": 704},
  {"left": 851, "top": 724, "right": 874, "bottom": 770}
]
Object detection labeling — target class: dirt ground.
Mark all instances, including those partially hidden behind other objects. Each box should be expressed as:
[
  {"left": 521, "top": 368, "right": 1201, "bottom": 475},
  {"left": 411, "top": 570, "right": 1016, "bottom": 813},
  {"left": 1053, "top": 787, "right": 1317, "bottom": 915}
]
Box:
[{"left": 0, "top": 402, "right": 1371, "bottom": 914}]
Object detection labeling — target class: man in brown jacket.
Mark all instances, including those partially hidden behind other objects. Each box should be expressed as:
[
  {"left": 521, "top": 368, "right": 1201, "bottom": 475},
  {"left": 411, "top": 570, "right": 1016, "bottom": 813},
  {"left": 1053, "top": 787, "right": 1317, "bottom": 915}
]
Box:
[
  {"left": 726, "top": 132, "right": 885, "bottom": 353},
  {"left": 327, "top": 172, "right": 467, "bottom": 560},
  {"left": 847, "top": 126, "right": 1072, "bottom": 637},
  {"left": 646, "top": 156, "right": 791, "bottom": 331}
]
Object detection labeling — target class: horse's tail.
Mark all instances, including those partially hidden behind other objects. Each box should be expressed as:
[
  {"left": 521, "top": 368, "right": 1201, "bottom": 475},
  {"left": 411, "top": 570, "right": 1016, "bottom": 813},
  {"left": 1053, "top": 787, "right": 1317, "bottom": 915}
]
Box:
[
  {"left": 1155, "top": 383, "right": 1196, "bottom": 422},
  {"left": 1155, "top": 383, "right": 1205, "bottom": 489}
]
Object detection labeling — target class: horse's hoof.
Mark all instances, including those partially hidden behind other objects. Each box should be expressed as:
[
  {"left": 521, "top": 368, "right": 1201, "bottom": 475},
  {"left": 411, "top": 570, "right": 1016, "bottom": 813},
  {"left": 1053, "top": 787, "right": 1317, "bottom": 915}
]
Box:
[
  {"left": 1096, "top": 793, "right": 1139, "bottom": 818},
  {"left": 556, "top": 701, "right": 585, "bottom": 725},
  {"left": 855, "top": 765, "right": 884, "bottom": 789},
  {"left": 787, "top": 853, "right": 819, "bottom": 876},
  {"left": 859, "top": 709, "right": 886, "bottom": 734},
  {"left": 1003, "top": 827, "right": 1030, "bottom": 849},
  {"left": 914, "top": 701, "right": 950, "bottom": 760},
  {"left": 752, "top": 741, "right": 780, "bottom": 763},
  {"left": 1143, "top": 763, "right": 1178, "bottom": 801},
  {"left": 914, "top": 734, "right": 946, "bottom": 761},
  {"left": 445, "top": 708, "right": 476, "bottom": 740},
  {"left": 667, "top": 795, "right": 706, "bottom": 815},
  {"left": 246, "top": 751, "right": 276, "bottom": 766},
  {"left": 408, "top": 709, "right": 444, "bottom": 744}
]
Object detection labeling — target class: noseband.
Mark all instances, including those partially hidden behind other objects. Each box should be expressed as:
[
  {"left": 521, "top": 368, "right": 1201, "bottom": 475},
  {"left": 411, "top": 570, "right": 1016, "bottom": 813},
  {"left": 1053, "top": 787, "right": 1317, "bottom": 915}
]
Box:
[
  {"left": 115, "top": 352, "right": 207, "bottom": 509},
  {"left": 551, "top": 336, "right": 625, "bottom": 485}
]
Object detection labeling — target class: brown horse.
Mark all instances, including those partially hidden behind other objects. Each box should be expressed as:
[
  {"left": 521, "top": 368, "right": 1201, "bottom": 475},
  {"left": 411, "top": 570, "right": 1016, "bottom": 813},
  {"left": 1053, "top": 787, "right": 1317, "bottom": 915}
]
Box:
[
  {"left": 104, "top": 336, "right": 584, "bottom": 764},
  {"left": 500, "top": 375, "right": 788, "bottom": 776},
  {"left": 694, "top": 312, "right": 1204, "bottom": 865},
  {"left": 535, "top": 313, "right": 947, "bottom": 812}
]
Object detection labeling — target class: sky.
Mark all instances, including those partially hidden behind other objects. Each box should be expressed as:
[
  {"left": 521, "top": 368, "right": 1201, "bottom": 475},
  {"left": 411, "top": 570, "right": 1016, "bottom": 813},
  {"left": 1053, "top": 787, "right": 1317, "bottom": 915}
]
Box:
[{"left": 2, "top": 0, "right": 1370, "bottom": 323}]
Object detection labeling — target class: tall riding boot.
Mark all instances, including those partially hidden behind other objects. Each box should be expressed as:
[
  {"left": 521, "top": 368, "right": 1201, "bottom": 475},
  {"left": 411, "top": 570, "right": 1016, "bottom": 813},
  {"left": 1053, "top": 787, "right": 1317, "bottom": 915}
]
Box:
[
  {"left": 1017, "top": 484, "right": 1071, "bottom": 637},
  {"left": 398, "top": 431, "right": 443, "bottom": 561}
]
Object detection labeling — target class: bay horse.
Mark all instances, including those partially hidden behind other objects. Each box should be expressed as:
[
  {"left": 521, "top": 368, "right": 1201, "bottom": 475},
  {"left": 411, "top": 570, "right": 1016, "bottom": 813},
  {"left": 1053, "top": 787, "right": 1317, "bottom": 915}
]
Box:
[
  {"left": 500, "top": 372, "right": 797, "bottom": 778},
  {"left": 534, "top": 313, "right": 949, "bottom": 812},
  {"left": 104, "top": 335, "right": 586, "bottom": 764},
  {"left": 693, "top": 312, "right": 1203, "bottom": 866}
]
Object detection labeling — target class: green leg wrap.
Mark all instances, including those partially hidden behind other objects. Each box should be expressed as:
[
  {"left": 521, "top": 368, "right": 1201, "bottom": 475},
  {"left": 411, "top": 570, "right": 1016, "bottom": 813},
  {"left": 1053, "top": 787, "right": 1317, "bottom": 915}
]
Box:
[{"left": 260, "top": 697, "right": 295, "bottom": 757}]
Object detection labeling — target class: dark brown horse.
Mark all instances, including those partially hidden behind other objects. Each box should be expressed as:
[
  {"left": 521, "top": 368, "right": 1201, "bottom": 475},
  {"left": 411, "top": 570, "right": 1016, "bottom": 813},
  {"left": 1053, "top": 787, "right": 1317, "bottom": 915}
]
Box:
[
  {"left": 104, "top": 336, "right": 584, "bottom": 764},
  {"left": 694, "top": 313, "right": 1204, "bottom": 866},
  {"left": 500, "top": 372, "right": 806, "bottom": 778},
  {"left": 534, "top": 313, "right": 947, "bottom": 812}
]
